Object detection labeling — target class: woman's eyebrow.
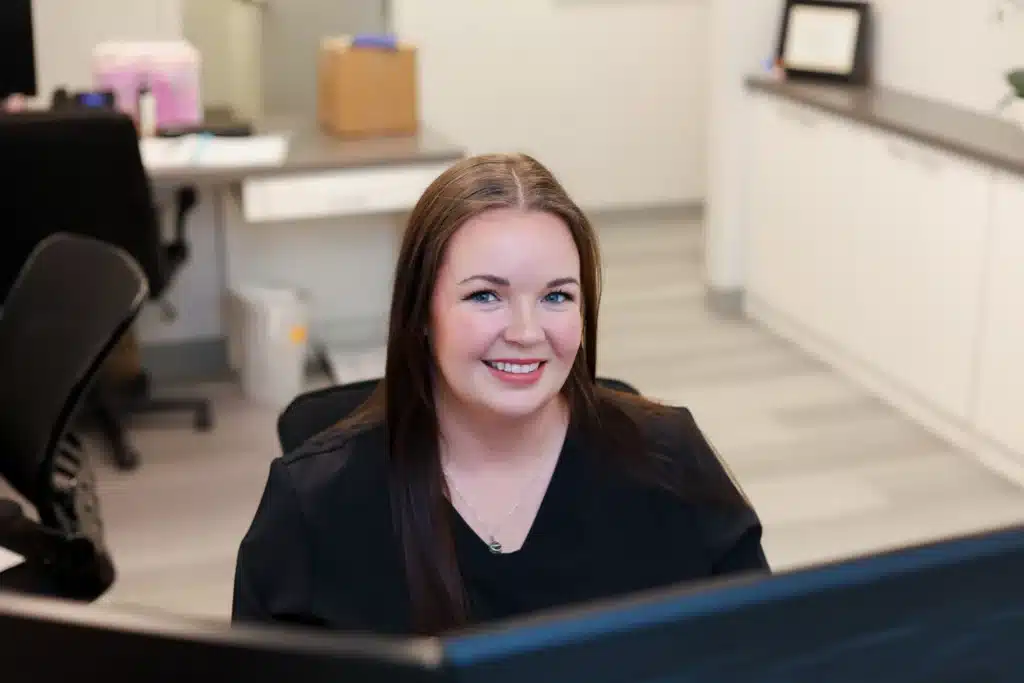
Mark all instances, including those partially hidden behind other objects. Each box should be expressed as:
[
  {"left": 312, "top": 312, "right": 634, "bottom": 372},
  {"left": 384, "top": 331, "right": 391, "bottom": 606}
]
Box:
[{"left": 456, "top": 274, "right": 580, "bottom": 287}]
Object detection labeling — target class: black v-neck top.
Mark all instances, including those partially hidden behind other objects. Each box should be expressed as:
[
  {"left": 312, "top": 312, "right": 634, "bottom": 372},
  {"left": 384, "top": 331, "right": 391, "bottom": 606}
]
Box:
[{"left": 231, "top": 407, "right": 769, "bottom": 635}]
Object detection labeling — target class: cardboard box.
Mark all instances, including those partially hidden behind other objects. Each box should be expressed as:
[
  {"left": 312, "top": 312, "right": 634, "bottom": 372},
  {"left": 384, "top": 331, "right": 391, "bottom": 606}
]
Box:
[{"left": 317, "top": 37, "right": 419, "bottom": 138}]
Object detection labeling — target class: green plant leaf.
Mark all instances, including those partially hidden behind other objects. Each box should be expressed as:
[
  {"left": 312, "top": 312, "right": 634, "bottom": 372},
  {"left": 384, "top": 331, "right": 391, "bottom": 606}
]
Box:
[{"left": 1008, "top": 69, "right": 1024, "bottom": 98}]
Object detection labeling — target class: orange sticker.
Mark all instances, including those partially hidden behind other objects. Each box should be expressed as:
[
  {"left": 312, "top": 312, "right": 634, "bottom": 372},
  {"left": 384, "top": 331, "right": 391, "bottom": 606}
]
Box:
[{"left": 289, "top": 326, "right": 308, "bottom": 344}]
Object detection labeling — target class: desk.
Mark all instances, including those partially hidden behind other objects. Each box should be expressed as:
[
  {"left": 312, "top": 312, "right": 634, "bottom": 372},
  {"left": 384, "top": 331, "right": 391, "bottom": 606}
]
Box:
[
  {"left": 146, "top": 116, "right": 465, "bottom": 188},
  {"left": 138, "top": 120, "right": 465, "bottom": 383}
]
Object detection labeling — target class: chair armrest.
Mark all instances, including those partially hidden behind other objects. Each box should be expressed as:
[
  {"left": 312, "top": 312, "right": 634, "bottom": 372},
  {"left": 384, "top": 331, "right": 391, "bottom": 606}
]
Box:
[
  {"left": 0, "top": 497, "right": 115, "bottom": 602},
  {"left": 0, "top": 432, "right": 117, "bottom": 602}
]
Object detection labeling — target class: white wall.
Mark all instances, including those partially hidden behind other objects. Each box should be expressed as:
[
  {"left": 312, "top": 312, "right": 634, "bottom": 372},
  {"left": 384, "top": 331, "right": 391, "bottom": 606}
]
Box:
[
  {"left": 705, "top": 0, "right": 1024, "bottom": 293},
  {"left": 704, "top": 0, "right": 784, "bottom": 292},
  {"left": 872, "top": 0, "right": 1024, "bottom": 114},
  {"left": 30, "top": 0, "right": 181, "bottom": 98},
  {"left": 181, "top": 0, "right": 263, "bottom": 121},
  {"left": 393, "top": 0, "right": 711, "bottom": 210}
]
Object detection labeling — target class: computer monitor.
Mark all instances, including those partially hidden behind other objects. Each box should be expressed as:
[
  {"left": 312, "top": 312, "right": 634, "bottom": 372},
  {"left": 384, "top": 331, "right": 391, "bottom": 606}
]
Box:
[
  {"left": 444, "top": 522, "right": 1024, "bottom": 682},
  {"left": 0, "top": 0, "right": 37, "bottom": 99},
  {"left": 1, "top": 523, "right": 1023, "bottom": 682},
  {"left": 0, "top": 592, "right": 446, "bottom": 682}
]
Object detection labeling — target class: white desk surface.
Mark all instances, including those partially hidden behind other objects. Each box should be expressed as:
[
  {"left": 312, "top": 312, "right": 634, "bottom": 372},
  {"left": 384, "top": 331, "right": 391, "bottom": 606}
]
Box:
[{"left": 146, "top": 117, "right": 465, "bottom": 188}]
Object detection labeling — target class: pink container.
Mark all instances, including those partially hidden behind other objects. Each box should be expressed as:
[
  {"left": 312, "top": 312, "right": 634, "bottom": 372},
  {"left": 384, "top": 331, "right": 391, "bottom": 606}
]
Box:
[{"left": 92, "top": 41, "right": 202, "bottom": 129}]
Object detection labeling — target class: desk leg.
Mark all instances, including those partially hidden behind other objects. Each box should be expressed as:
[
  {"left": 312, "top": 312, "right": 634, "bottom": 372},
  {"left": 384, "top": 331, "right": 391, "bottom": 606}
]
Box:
[{"left": 213, "top": 185, "right": 231, "bottom": 331}]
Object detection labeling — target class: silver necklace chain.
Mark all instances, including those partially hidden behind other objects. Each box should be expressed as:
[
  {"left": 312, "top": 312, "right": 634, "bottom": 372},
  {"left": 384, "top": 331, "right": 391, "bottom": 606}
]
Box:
[{"left": 443, "top": 461, "right": 551, "bottom": 554}]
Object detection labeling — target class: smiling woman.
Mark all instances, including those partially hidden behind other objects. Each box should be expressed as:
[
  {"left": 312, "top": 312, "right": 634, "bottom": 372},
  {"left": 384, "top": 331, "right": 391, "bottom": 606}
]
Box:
[{"left": 231, "top": 153, "right": 769, "bottom": 637}]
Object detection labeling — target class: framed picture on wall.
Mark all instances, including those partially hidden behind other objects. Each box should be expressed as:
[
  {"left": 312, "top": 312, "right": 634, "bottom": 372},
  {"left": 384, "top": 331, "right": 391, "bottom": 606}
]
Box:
[{"left": 776, "top": 0, "right": 871, "bottom": 85}]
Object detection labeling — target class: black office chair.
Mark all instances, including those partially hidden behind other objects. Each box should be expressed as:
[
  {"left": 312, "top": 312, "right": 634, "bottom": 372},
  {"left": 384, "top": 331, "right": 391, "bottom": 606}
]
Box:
[
  {"left": 277, "top": 377, "right": 642, "bottom": 454},
  {"left": 0, "top": 108, "right": 212, "bottom": 471},
  {"left": 0, "top": 234, "right": 148, "bottom": 602}
]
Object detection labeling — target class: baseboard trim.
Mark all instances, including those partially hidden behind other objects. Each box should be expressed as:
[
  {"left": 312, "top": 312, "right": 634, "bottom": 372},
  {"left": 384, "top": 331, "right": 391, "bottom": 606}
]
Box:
[
  {"left": 141, "top": 338, "right": 232, "bottom": 384},
  {"left": 745, "top": 295, "right": 1024, "bottom": 490},
  {"left": 705, "top": 287, "right": 746, "bottom": 319}
]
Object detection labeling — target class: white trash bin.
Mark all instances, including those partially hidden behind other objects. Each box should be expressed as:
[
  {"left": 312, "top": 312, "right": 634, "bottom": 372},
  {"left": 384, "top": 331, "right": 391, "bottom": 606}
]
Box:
[{"left": 228, "top": 285, "right": 309, "bottom": 409}]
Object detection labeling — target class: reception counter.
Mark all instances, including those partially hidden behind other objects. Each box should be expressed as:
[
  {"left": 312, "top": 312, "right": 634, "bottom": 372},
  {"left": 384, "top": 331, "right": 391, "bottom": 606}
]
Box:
[{"left": 742, "top": 75, "right": 1024, "bottom": 481}]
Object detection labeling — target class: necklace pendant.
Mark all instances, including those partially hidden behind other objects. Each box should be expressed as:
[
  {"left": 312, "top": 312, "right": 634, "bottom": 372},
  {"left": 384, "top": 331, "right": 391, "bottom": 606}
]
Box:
[{"left": 487, "top": 537, "right": 503, "bottom": 554}]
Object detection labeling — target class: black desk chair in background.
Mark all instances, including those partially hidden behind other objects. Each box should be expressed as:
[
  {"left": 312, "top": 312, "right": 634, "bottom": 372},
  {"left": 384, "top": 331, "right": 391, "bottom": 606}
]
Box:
[
  {"left": 277, "top": 377, "right": 642, "bottom": 454},
  {"left": 0, "top": 108, "right": 212, "bottom": 470},
  {"left": 0, "top": 234, "right": 148, "bottom": 602}
]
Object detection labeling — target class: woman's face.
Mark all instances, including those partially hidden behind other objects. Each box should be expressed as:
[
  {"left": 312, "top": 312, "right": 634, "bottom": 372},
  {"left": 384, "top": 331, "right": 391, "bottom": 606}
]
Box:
[{"left": 430, "top": 208, "right": 583, "bottom": 422}]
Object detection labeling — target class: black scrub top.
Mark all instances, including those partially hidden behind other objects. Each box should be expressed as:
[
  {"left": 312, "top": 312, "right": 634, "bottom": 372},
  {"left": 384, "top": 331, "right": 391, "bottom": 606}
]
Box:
[{"left": 232, "top": 406, "right": 769, "bottom": 634}]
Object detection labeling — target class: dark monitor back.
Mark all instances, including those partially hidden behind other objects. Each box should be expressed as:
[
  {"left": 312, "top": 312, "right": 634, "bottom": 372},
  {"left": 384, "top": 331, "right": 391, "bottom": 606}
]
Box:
[
  {"left": 3, "top": 524, "right": 1024, "bottom": 682},
  {"left": 0, "top": 0, "right": 37, "bottom": 98},
  {"left": 444, "top": 523, "right": 1024, "bottom": 683},
  {"left": 0, "top": 593, "right": 446, "bottom": 682}
]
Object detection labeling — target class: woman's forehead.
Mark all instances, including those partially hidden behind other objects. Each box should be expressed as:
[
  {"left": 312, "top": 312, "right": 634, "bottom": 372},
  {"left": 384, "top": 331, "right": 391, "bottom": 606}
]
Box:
[{"left": 442, "top": 208, "right": 581, "bottom": 275}]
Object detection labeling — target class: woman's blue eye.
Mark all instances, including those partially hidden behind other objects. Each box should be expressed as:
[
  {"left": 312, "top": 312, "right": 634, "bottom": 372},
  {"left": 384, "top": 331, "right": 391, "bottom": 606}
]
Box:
[
  {"left": 466, "top": 290, "right": 498, "bottom": 303},
  {"left": 464, "top": 290, "right": 574, "bottom": 304},
  {"left": 545, "top": 290, "right": 574, "bottom": 304}
]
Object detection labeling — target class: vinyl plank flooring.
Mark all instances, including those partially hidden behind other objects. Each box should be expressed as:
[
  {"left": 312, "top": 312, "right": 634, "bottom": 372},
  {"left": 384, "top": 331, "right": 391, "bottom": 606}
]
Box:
[
  {"left": 714, "top": 415, "right": 954, "bottom": 471},
  {"left": 763, "top": 491, "right": 1024, "bottom": 571}
]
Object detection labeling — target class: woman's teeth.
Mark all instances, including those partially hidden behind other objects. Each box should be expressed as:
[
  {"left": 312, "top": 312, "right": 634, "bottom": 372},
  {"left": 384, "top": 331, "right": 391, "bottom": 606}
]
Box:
[{"left": 485, "top": 361, "right": 542, "bottom": 374}]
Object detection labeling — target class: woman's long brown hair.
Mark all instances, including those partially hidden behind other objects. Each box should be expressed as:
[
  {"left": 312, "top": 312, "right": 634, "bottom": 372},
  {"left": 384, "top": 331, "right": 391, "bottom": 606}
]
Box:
[{"left": 337, "top": 153, "right": 747, "bottom": 635}]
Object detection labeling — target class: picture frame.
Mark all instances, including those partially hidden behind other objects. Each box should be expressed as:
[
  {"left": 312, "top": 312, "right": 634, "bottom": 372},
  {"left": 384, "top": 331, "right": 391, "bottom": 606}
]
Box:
[{"left": 776, "top": 0, "right": 872, "bottom": 85}]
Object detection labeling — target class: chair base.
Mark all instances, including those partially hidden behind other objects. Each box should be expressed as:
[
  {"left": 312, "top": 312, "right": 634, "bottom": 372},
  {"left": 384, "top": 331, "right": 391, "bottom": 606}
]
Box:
[{"left": 87, "top": 372, "right": 214, "bottom": 471}]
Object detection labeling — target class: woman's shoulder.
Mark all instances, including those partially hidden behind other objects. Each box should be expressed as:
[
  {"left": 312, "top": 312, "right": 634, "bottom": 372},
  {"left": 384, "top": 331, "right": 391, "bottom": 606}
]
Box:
[
  {"left": 272, "top": 421, "right": 391, "bottom": 515},
  {"left": 608, "top": 399, "right": 768, "bottom": 573},
  {"left": 598, "top": 394, "right": 732, "bottom": 476},
  {"left": 233, "top": 421, "right": 395, "bottom": 625},
  {"left": 593, "top": 391, "right": 752, "bottom": 507},
  {"left": 643, "top": 405, "right": 734, "bottom": 470},
  {"left": 652, "top": 404, "right": 748, "bottom": 500}
]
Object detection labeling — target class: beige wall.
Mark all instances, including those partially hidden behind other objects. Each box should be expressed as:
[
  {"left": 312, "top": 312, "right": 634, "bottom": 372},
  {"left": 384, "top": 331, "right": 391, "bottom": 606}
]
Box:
[
  {"left": 181, "top": 0, "right": 263, "bottom": 120},
  {"left": 869, "top": 0, "right": 1024, "bottom": 114},
  {"left": 392, "top": 0, "right": 712, "bottom": 210},
  {"left": 30, "top": 0, "right": 181, "bottom": 100}
]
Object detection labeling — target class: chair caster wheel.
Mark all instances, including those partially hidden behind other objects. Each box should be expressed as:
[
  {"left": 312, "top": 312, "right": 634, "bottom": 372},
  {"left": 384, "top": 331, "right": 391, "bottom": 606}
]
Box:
[
  {"left": 113, "top": 447, "right": 141, "bottom": 471},
  {"left": 195, "top": 405, "right": 213, "bottom": 432}
]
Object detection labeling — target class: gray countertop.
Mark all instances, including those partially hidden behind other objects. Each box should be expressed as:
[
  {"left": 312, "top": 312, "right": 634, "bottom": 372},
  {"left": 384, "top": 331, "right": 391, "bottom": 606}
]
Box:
[
  {"left": 148, "top": 117, "right": 466, "bottom": 186},
  {"left": 746, "top": 75, "right": 1024, "bottom": 176}
]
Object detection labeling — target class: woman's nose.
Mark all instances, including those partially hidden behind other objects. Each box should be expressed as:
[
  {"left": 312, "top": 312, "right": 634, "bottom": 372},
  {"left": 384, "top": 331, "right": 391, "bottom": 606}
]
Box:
[{"left": 504, "top": 301, "right": 544, "bottom": 346}]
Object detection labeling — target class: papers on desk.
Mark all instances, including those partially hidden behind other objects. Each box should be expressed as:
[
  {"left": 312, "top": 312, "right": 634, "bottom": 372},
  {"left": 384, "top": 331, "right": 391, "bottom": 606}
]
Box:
[
  {"left": 140, "top": 134, "right": 289, "bottom": 171},
  {"left": 0, "top": 546, "right": 25, "bottom": 573}
]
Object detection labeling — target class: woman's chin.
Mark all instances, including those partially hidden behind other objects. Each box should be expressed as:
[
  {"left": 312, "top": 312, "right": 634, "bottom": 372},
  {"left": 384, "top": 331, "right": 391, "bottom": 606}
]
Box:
[{"left": 473, "top": 389, "right": 563, "bottom": 422}]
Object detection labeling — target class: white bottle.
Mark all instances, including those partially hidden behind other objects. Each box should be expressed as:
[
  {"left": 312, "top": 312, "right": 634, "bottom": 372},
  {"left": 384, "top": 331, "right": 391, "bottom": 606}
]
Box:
[{"left": 137, "top": 78, "right": 158, "bottom": 137}]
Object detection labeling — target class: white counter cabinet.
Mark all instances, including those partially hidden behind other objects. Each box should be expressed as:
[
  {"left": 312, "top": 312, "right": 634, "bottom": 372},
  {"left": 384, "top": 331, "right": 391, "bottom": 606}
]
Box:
[
  {"left": 746, "top": 92, "right": 992, "bottom": 422},
  {"left": 974, "top": 172, "right": 1024, "bottom": 455}
]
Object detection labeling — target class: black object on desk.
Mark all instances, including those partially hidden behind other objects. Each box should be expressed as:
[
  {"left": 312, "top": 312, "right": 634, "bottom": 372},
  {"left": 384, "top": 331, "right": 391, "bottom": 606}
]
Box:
[
  {"left": 158, "top": 122, "right": 255, "bottom": 138},
  {"left": 2, "top": 522, "right": 1024, "bottom": 680},
  {"left": 0, "top": 234, "right": 145, "bottom": 602},
  {"left": 0, "top": 108, "right": 213, "bottom": 471},
  {"left": 158, "top": 104, "right": 255, "bottom": 138},
  {"left": 50, "top": 87, "right": 117, "bottom": 111}
]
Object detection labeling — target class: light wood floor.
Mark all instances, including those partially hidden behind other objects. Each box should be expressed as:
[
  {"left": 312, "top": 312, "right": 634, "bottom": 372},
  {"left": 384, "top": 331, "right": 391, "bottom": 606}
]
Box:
[{"left": 47, "top": 207, "right": 1024, "bottom": 621}]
